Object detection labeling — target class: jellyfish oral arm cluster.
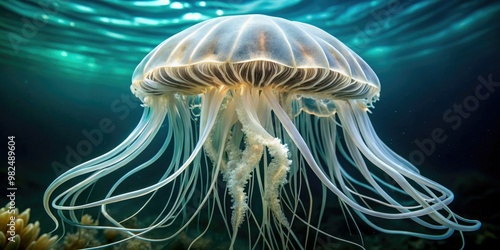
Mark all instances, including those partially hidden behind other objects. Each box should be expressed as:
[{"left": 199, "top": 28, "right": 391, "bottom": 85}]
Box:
[{"left": 44, "top": 14, "right": 480, "bottom": 249}]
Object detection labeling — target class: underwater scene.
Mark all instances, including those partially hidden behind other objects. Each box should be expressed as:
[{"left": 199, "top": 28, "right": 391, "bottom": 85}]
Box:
[{"left": 1, "top": 0, "right": 499, "bottom": 249}]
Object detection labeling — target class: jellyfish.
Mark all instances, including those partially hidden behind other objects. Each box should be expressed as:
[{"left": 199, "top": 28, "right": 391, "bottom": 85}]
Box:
[{"left": 44, "top": 14, "right": 480, "bottom": 249}]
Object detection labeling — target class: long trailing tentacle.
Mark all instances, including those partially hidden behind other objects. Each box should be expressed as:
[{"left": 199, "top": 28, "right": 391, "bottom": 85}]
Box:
[
  {"left": 43, "top": 87, "right": 229, "bottom": 249},
  {"left": 263, "top": 89, "right": 480, "bottom": 241},
  {"left": 43, "top": 99, "right": 165, "bottom": 231}
]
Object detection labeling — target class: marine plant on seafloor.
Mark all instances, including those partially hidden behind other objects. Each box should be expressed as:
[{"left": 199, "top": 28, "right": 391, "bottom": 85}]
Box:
[{"left": 0, "top": 203, "right": 57, "bottom": 250}]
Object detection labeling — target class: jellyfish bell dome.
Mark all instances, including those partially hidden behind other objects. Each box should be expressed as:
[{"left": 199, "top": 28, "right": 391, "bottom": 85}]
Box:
[{"left": 131, "top": 14, "right": 380, "bottom": 106}]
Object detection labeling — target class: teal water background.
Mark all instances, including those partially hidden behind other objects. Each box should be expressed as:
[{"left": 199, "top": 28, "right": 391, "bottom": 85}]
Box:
[{"left": 1, "top": 0, "right": 499, "bottom": 249}]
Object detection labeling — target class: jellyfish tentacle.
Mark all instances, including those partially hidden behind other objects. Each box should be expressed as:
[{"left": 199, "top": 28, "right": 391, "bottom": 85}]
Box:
[
  {"left": 44, "top": 102, "right": 165, "bottom": 230},
  {"left": 45, "top": 88, "right": 230, "bottom": 250},
  {"left": 233, "top": 88, "right": 291, "bottom": 228},
  {"left": 220, "top": 86, "right": 292, "bottom": 247},
  {"left": 100, "top": 94, "right": 191, "bottom": 234},
  {"left": 264, "top": 89, "right": 450, "bottom": 220},
  {"left": 45, "top": 88, "right": 226, "bottom": 230},
  {"left": 223, "top": 124, "right": 263, "bottom": 229},
  {"left": 335, "top": 100, "right": 480, "bottom": 231}
]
